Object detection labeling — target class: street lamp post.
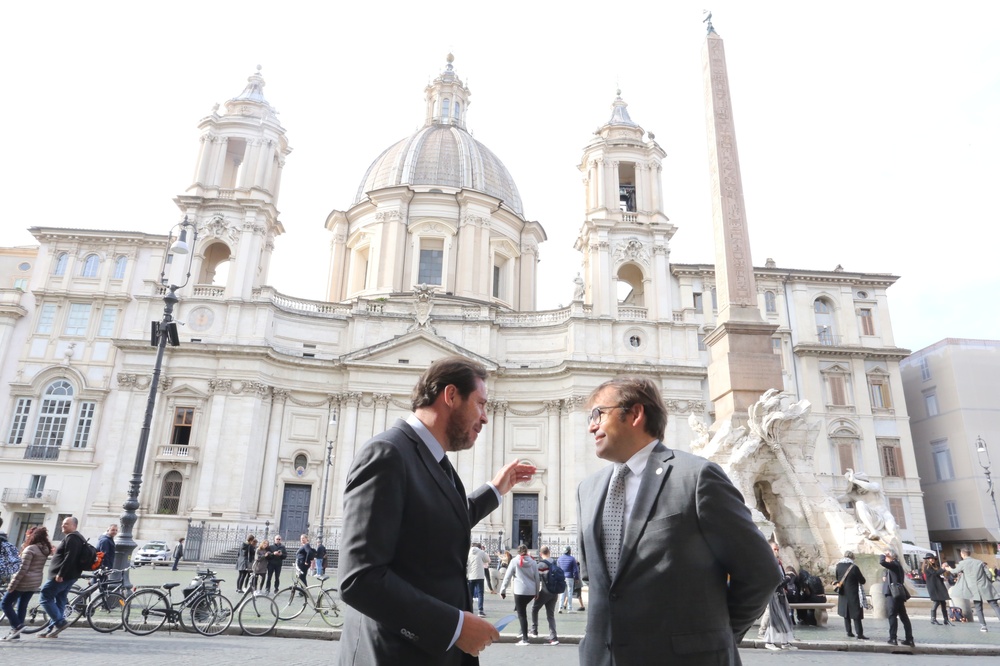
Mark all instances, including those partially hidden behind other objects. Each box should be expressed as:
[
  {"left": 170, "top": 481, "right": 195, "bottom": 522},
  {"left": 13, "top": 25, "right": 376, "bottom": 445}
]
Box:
[
  {"left": 318, "top": 406, "right": 338, "bottom": 547},
  {"left": 975, "top": 436, "right": 1000, "bottom": 556},
  {"left": 115, "top": 217, "right": 198, "bottom": 584}
]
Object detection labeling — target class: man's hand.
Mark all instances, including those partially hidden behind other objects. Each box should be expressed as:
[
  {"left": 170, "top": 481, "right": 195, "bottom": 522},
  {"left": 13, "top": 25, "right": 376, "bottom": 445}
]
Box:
[
  {"left": 491, "top": 458, "right": 537, "bottom": 495},
  {"left": 455, "top": 611, "right": 500, "bottom": 658}
]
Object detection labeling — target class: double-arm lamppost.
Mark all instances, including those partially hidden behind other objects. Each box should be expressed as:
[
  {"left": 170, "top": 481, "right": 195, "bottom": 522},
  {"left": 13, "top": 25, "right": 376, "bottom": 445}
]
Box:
[
  {"left": 115, "top": 217, "right": 199, "bottom": 583},
  {"left": 975, "top": 435, "right": 1000, "bottom": 556},
  {"left": 318, "top": 406, "right": 338, "bottom": 547}
]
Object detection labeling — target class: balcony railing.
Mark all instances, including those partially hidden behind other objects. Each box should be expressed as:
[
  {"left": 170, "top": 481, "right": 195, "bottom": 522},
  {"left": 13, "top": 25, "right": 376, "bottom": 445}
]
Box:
[
  {"left": 618, "top": 306, "right": 648, "bottom": 321},
  {"left": 158, "top": 445, "right": 195, "bottom": 459},
  {"left": 1, "top": 488, "right": 59, "bottom": 504},
  {"left": 24, "top": 445, "right": 60, "bottom": 460}
]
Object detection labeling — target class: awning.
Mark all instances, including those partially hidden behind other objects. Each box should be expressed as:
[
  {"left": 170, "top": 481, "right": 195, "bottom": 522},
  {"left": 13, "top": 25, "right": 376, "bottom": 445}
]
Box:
[{"left": 928, "top": 527, "right": 1000, "bottom": 543}]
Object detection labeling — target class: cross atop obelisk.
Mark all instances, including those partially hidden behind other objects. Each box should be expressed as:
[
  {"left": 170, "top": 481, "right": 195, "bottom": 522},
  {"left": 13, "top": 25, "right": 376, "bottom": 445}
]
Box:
[{"left": 701, "top": 19, "right": 783, "bottom": 429}]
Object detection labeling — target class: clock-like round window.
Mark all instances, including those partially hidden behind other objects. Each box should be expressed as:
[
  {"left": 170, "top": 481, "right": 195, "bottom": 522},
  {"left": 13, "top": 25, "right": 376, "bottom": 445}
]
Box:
[{"left": 18, "top": 262, "right": 30, "bottom": 271}]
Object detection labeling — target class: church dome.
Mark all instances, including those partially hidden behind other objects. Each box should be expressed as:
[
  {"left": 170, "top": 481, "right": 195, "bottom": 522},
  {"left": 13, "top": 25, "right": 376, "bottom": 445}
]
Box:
[
  {"left": 354, "top": 126, "right": 524, "bottom": 215},
  {"left": 353, "top": 55, "right": 524, "bottom": 216}
]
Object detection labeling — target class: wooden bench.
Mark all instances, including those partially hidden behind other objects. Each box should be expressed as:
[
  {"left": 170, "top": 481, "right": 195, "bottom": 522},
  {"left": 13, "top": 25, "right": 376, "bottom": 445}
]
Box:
[{"left": 788, "top": 602, "right": 837, "bottom": 627}]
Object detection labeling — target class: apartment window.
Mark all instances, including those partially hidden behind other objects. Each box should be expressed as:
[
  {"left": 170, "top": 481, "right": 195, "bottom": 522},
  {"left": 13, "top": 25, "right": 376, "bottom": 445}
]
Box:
[
  {"left": 64, "top": 303, "right": 92, "bottom": 336},
  {"left": 113, "top": 256, "right": 127, "bottom": 280},
  {"left": 493, "top": 264, "right": 501, "bottom": 298},
  {"left": 931, "top": 440, "right": 954, "bottom": 481},
  {"left": 868, "top": 375, "right": 892, "bottom": 410},
  {"left": 72, "top": 401, "right": 96, "bottom": 448},
  {"left": 418, "top": 239, "right": 444, "bottom": 285},
  {"left": 858, "top": 308, "right": 875, "bottom": 336},
  {"left": 28, "top": 475, "right": 46, "bottom": 499},
  {"left": 831, "top": 430, "right": 858, "bottom": 474},
  {"left": 53, "top": 513, "right": 72, "bottom": 541},
  {"left": 81, "top": 254, "right": 100, "bottom": 278},
  {"left": 878, "top": 438, "right": 904, "bottom": 477},
  {"left": 888, "top": 497, "right": 907, "bottom": 529},
  {"left": 157, "top": 471, "right": 182, "bottom": 515},
  {"left": 772, "top": 337, "right": 784, "bottom": 369},
  {"left": 924, "top": 392, "right": 939, "bottom": 417},
  {"left": 919, "top": 357, "right": 931, "bottom": 381},
  {"left": 693, "top": 292, "right": 703, "bottom": 310},
  {"left": 97, "top": 307, "right": 118, "bottom": 337},
  {"left": 171, "top": 407, "right": 194, "bottom": 446},
  {"left": 7, "top": 398, "right": 32, "bottom": 444},
  {"left": 53, "top": 253, "right": 68, "bottom": 276},
  {"left": 765, "top": 290, "right": 776, "bottom": 313},
  {"left": 13, "top": 278, "right": 28, "bottom": 291},
  {"left": 27, "top": 380, "right": 74, "bottom": 459},
  {"left": 814, "top": 298, "right": 836, "bottom": 345},
  {"left": 36, "top": 303, "right": 57, "bottom": 334},
  {"left": 946, "top": 500, "right": 960, "bottom": 529},
  {"left": 821, "top": 366, "right": 852, "bottom": 406}
]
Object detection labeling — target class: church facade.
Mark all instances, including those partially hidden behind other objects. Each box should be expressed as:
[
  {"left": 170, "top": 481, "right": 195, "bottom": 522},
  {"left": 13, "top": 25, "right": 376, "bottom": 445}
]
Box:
[{"left": 0, "top": 56, "right": 928, "bottom": 554}]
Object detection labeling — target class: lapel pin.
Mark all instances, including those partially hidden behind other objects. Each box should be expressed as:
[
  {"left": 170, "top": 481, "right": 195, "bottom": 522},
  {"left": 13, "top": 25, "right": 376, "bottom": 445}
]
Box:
[{"left": 656, "top": 467, "right": 663, "bottom": 475}]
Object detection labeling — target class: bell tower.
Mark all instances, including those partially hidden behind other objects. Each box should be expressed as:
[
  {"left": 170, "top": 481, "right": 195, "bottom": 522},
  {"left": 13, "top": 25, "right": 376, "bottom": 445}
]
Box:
[
  {"left": 174, "top": 66, "right": 292, "bottom": 298},
  {"left": 574, "top": 93, "right": 676, "bottom": 320}
]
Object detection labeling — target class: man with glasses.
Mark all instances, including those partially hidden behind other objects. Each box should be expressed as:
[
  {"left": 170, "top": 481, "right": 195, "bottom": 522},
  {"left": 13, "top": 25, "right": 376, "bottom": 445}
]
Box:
[{"left": 576, "top": 376, "right": 779, "bottom": 666}]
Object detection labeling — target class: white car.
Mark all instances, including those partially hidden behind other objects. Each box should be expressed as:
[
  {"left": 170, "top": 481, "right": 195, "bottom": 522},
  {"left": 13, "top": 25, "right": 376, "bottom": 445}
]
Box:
[{"left": 133, "top": 541, "right": 171, "bottom": 565}]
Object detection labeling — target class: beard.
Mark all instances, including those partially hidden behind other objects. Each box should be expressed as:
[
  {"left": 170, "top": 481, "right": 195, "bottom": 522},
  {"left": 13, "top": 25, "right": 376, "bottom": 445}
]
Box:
[{"left": 445, "top": 411, "right": 477, "bottom": 452}]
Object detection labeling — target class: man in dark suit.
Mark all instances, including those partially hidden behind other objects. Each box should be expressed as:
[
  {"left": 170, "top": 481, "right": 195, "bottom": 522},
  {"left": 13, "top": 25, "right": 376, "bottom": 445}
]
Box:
[
  {"left": 339, "top": 356, "right": 535, "bottom": 665},
  {"left": 577, "top": 377, "right": 779, "bottom": 666}
]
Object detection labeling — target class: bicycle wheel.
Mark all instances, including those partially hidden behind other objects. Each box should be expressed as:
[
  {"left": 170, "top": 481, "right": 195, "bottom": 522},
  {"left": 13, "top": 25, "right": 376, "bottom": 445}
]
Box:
[
  {"left": 190, "top": 593, "right": 233, "bottom": 636},
  {"left": 86, "top": 591, "right": 126, "bottom": 633},
  {"left": 122, "top": 589, "right": 169, "bottom": 635},
  {"left": 317, "top": 589, "right": 344, "bottom": 628},
  {"left": 237, "top": 594, "right": 279, "bottom": 636},
  {"left": 272, "top": 586, "right": 307, "bottom": 620},
  {"left": 64, "top": 588, "right": 89, "bottom": 626}
]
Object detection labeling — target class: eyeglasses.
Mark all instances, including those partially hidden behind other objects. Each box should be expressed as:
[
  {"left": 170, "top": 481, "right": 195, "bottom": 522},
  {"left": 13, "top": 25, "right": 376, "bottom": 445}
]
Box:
[{"left": 589, "top": 405, "right": 628, "bottom": 425}]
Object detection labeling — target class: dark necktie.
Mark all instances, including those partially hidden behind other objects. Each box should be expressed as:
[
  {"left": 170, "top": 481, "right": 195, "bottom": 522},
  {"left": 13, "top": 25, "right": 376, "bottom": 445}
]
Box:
[
  {"left": 602, "top": 464, "right": 630, "bottom": 580},
  {"left": 439, "top": 455, "right": 463, "bottom": 501}
]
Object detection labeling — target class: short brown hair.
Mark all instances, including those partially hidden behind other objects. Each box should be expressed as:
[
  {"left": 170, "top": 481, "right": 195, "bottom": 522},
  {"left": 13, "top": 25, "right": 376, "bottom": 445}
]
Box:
[
  {"left": 411, "top": 356, "right": 488, "bottom": 410},
  {"left": 589, "top": 376, "right": 667, "bottom": 440}
]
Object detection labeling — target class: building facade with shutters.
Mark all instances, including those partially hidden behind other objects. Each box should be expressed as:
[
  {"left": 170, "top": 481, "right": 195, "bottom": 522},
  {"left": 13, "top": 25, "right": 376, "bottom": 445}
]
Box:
[{"left": 0, "top": 58, "right": 928, "bottom": 554}]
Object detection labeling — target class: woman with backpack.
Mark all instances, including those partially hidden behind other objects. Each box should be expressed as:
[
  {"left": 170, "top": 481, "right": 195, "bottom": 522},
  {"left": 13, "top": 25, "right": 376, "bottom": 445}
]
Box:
[
  {"left": 1, "top": 526, "right": 53, "bottom": 641},
  {"left": 499, "top": 544, "right": 538, "bottom": 646}
]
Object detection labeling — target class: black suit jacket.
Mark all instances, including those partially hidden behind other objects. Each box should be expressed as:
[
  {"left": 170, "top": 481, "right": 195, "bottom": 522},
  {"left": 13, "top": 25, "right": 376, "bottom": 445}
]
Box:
[{"left": 338, "top": 419, "right": 499, "bottom": 666}]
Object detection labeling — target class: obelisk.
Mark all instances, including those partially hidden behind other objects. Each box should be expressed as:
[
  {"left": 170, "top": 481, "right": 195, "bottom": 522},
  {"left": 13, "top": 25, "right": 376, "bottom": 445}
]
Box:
[{"left": 701, "top": 17, "right": 783, "bottom": 430}]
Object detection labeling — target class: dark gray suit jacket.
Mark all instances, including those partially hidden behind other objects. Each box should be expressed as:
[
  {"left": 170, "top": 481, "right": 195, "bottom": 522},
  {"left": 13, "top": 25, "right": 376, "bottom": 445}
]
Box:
[
  {"left": 338, "top": 419, "right": 499, "bottom": 666},
  {"left": 577, "top": 442, "right": 779, "bottom": 666}
]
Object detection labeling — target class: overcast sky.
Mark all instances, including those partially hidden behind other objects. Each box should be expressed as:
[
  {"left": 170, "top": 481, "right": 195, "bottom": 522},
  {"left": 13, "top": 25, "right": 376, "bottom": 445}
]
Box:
[{"left": 3, "top": 1, "right": 997, "bottom": 353}]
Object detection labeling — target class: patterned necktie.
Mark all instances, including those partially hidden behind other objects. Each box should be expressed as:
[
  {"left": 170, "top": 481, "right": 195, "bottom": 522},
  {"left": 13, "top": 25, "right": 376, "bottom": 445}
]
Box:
[
  {"left": 439, "top": 455, "right": 459, "bottom": 491},
  {"left": 602, "top": 464, "right": 630, "bottom": 580}
]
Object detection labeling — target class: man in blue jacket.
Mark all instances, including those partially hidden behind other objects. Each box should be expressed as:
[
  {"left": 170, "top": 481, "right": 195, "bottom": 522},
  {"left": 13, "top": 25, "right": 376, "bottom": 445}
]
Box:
[{"left": 557, "top": 546, "right": 580, "bottom": 612}]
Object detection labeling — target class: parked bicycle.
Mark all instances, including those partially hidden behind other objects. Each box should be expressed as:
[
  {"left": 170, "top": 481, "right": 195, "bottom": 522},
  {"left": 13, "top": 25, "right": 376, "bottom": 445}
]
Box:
[
  {"left": 272, "top": 572, "right": 343, "bottom": 627},
  {"left": 232, "top": 586, "right": 279, "bottom": 636},
  {"left": 122, "top": 569, "right": 232, "bottom": 636}
]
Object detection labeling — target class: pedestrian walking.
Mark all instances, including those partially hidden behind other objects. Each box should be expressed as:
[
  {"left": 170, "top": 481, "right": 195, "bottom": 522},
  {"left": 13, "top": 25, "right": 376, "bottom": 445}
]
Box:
[
  {"left": 467, "top": 542, "right": 490, "bottom": 617},
  {"left": 172, "top": 538, "right": 184, "bottom": 571},
  {"left": 500, "top": 544, "right": 538, "bottom": 646},
  {"left": 529, "top": 546, "right": 560, "bottom": 645},
  {"left": 556, "top": 546, "right": 579, "bottom": 613},
  {"left": 880, "top": 548, "right": 915, "bottom": 647},
  {"left": 1, "top": 526, "right": 53, "bottom": 641},
  {"left": 314, "top": 542, "right": 327, "bottom": 577},
  {"left": 923, "top": 554, "right": 952, "bottom": 626},
  {"left": 835, "top": 550, "right": 868, "bottom": 639},
  {"left": 945, "top": 548, "right": 1000, "bottom": 632},
  {"left": 296, "top": 534, "right": 314, "bottom": 588},
  {"left": 38, "top": 516, "right": 87, "bottom": 637}
]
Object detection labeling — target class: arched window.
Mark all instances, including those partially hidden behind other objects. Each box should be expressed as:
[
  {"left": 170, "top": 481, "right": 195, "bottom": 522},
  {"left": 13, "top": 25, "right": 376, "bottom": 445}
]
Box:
[
  {"left": 814, "top": 297, "right": 836, "bottom": 345},
  {"left": 13, "top": 379, "right": 98, "bottom": 459},
  {"left": 441, "top": 98, "right": 450, "bottom": 121},
  {"left": 765, "top": 291, "right": 777, "bottom": 314},
  {"left": 54, "top": 253, "right": 68, "bottom": 276},
  {"left": 294, "top": 454, "right": 308, "bottom": 469},
  {"left": 830, "top": 427, "right": 860, "bottom": 475},
  {"left": 81, "top": 254, "right": 100, "bottom": 278},
  {"left": 113, "top": 256, "right": 127, "bottom": 280},
  {"left": 158, "top": 471, "right": 183, "bottom": 514}
]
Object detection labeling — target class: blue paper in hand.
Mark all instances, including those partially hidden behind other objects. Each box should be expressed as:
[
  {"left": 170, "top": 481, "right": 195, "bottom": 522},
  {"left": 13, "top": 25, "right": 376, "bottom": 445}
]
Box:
[{"left": 494, "top": 613, "right": 518, "bottom": 631}]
